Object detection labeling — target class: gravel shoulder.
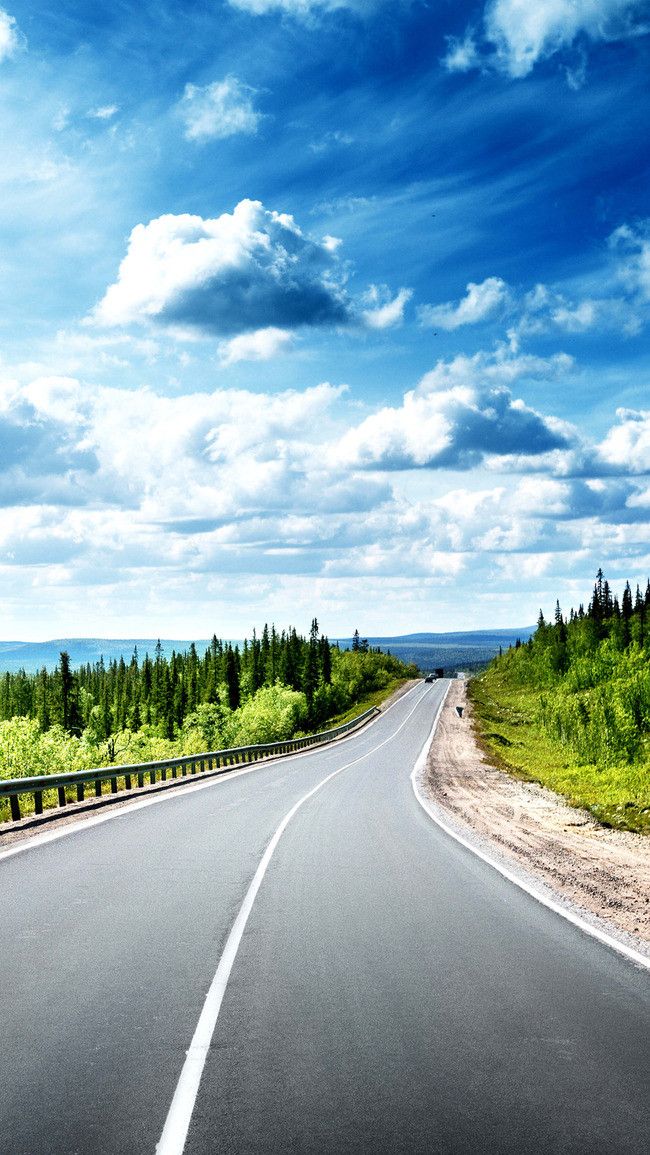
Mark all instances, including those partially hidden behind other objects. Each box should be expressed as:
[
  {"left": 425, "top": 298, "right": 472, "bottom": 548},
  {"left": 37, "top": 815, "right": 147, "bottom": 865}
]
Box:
[{"left": 424, "top": 679, "right": 650, "bottom": 954}]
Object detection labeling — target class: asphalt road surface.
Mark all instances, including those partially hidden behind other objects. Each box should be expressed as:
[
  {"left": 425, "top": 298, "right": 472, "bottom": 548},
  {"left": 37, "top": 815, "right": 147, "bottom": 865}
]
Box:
[{"left": 1, "top": 681, "right": 648, "bottom": 1154}]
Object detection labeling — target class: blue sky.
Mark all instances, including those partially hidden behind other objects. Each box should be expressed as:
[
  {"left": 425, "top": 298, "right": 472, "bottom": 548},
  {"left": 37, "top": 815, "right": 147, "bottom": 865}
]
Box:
[{"left": 1, "top": 0, "right": 650, "bottom": 639}]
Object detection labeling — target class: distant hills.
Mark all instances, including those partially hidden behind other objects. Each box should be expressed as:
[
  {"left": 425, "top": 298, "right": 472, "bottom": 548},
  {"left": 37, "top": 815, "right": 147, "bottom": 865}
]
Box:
[
  {"left": 334, "top": 629, "right": 535, "bottom": 673},
  {"left": 0, "top": 638, "right": 212, "bottom": 674},
  {"left": 0, "top": 628, "right": 535, "bottom": 675}
]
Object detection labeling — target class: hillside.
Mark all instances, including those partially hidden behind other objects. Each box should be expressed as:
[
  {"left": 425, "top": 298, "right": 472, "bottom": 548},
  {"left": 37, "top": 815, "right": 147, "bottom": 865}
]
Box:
[{"left": 469, "top": 572, "right": 650, "bottom": 833}]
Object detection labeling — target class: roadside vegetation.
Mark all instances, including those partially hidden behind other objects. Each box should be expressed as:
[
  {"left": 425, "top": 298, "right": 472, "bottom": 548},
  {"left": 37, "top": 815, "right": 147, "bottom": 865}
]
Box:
[
  {"left": 469, "top": 571, "right": 650, "bottom": 834},
  {"left": 0, "top": 623, "right": 417, "bottom": 821}
]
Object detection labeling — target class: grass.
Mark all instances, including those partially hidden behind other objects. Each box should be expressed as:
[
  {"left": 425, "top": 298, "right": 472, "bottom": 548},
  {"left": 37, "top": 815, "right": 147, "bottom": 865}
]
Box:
[
  {"left": 323, "top": 677, "right": 410, "bottom": 728},
  {"left": 468, "top": 669, "right": 650, "bottom": 835}
]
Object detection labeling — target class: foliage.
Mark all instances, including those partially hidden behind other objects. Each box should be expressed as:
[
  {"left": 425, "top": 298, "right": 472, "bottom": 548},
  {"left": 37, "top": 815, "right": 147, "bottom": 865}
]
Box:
[
  {"left": 0, "top": 624, "right": 416, "bottom": 820},
  {"left": 470, "top": 571, "right": 650, "bottom": 833}
]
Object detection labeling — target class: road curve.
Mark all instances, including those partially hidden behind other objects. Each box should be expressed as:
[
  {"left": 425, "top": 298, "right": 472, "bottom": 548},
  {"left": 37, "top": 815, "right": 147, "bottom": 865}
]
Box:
[{"left": 0, "top": 680, "right": 648, "bottom": 1154}]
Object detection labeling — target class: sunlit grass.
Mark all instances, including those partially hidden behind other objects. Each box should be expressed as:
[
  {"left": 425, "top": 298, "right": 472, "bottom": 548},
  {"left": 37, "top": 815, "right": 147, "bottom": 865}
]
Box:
[{"left": 469, "top": 670, "right": 650, "bottom": 835}]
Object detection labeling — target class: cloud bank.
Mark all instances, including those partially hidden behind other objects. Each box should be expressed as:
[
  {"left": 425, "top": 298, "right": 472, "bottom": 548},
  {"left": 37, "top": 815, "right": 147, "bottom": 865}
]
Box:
[{"left": 2, "top": 365, "right": 650, "bottom": 635}]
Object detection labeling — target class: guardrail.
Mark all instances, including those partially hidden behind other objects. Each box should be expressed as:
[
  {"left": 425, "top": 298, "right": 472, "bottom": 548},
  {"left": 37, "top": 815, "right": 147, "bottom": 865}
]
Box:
[{"left": 0, "top": 706, "right": 381, "bottom": 824}]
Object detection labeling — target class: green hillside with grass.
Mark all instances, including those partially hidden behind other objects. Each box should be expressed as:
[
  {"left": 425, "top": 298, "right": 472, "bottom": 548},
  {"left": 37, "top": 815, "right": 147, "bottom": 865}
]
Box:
[{"left": 469, "top": 571, "right": 650, "bottom": 834}]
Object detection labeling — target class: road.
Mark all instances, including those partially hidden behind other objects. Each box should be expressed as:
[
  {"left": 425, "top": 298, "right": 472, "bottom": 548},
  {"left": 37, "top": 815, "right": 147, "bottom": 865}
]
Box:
[{"left": 0, "top": 680, "right": 648, "bottom": 1154}]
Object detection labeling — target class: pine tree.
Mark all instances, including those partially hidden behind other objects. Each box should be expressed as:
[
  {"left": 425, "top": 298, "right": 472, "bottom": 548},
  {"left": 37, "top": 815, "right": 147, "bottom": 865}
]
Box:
[{"left": 225, "top": 646, "right": 240, "bottom": 710}]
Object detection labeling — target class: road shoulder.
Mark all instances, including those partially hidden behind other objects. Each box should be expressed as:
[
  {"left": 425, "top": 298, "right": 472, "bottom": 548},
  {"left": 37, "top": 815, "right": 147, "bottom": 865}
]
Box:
[{"left": 424, "top": 679, "right": 650, "bottom": 953}]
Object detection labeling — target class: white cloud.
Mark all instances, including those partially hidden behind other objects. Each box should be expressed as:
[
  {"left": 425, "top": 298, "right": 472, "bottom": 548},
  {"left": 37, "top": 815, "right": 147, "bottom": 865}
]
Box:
[
  {"left": 415, "top": 344, "right": 574, "bottom": 392},
  {"left": 309, "top": 130, "right": 354, "bottom": 154},
  {"left": 362, "top": 285, "right": 412, "bottom": 330},
  {"left": 321, "top": 234, "right": 342, "bottom": 253},
  {"left": 597, "top": 408, "right": 650, "bottom": 474},
  {"left": 418, "top": 277, "right": 510, "bottom": 330},
  {"left": 515, "top": 282, "right": 641, "bottom": 337},
  {"left": 228, "top": 0, "right": 370, "bottom": 15},
  {"left": 179, "top": 77, "right": 261, "bottom": 143},
  {"left": 335, "top": 372, "right": 573, "bottom": 473},
  {"left": 443, "top": 33, "right": 480, "bottom": 72},
  {"left": 218, "top": 326, "right": 294, "bottom": 364},
  {"left": 0, "top": 10, "right": 20, "bottom": 62},
  {"left": 610, "top": 221, "right": 650, "bottom": 299},
  {"left": 447, "top": 0, "right": 649, "bottom": 78},
  {"left": 91, "top": 199, "right": 350, "bottom": 336},
  {"left": 89, "top": 105, "right": 119, "bottom": 121},
  {"left": 3, "top": 366, "right": 650, "bottom": 635}
]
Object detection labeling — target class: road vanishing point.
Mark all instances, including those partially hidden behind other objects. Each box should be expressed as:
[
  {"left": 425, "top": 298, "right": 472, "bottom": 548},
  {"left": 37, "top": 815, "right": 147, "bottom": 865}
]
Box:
[{"left": 1, "top": 680, "right": 648, "bottom": 1154}]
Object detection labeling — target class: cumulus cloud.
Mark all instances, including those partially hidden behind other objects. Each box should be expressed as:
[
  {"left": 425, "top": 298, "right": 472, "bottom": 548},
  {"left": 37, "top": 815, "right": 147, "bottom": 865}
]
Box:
[
  {"left": 335, "top": 380, "right": 572, "bottom": 472},
  {"left": 0, "top": 9, "right": 20, "bottom": 62},
  {"left": 596, "top": 408, "right": 650, "bottom": 474},
  {"left": 91, "top": 199, "right": 350, "bottom": 336},
  {"left": 418, "top": 277, "right": 510, "bottom": 331},
  {"left": 362, "top": 285, "right": 413, "bottom": 330},
  {"left": 4, "top": 366, "right": 650, "bottom": 633},
  {"left": 179, "top": 77, "right": 261, "bottom": 142},
  {"left": 217, "top": 326, "right": 294, "bottom": 364},
  {"left": 445, "top": 0, "right": 649, "bottom": 79}
]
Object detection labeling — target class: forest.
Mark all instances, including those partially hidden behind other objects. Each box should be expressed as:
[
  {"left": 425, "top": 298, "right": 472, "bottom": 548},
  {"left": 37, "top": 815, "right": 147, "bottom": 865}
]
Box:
[
  {"left": 0, "top": 622, "right": 417, "bottom": 813},
  {"left": 470, "top": 571, "right": 650, "bottom": 832}
]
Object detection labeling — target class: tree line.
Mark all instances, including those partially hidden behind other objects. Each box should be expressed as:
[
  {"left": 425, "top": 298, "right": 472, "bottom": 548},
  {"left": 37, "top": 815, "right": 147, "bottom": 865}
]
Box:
[
  {"left": 493, "top": 570, "right": 650, "bottom": 766},
  {"left": 0, "top": 621, "right": 417, "bottom": 795},
  {"left": 0, "top": 620, "right": 348, "bottom": 739}
]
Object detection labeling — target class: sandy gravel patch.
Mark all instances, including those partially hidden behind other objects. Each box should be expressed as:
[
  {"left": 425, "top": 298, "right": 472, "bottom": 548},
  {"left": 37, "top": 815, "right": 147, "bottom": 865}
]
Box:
[{"left": 425, "top": 680, "right": 650, "bottom": 954}]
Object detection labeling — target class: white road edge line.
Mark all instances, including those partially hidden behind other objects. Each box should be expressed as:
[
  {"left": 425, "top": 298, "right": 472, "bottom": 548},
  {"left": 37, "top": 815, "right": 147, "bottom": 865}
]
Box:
[
  {"left": 410, "top": 682, "right": 650, "bottom": 974},
  {"left": 0, "top": 683, "right": 421, "bottom": 864},
  {"left": 156, "top": 682, "right": 436, "bottom": 1155}
]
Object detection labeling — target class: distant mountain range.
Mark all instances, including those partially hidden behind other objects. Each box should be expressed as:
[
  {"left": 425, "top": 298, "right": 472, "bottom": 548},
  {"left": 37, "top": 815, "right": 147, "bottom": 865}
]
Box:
[
  {"left": 0, "top": 628, "right": 535, "bottom": 675},
  {"left": 334, "top": 629, "right": 535, "bottom": 673}
]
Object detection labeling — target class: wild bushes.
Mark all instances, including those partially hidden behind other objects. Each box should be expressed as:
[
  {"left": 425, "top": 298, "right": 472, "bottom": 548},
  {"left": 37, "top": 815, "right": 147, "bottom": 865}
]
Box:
[
  {"left": 472, "top": 572, "right": 650, "bottom": 831},
  {"left": 0, "top": 641, "right": 415, "bottom": 820}
]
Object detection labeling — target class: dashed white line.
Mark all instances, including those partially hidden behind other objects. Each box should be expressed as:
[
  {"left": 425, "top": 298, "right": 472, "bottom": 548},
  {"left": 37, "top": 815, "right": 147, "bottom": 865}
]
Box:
[
  {"left": 0, "top": 685, "right": 420, "bottom": 864},
  {"left": 156, "top": 682, "right": 438, "bottom": 1155}
]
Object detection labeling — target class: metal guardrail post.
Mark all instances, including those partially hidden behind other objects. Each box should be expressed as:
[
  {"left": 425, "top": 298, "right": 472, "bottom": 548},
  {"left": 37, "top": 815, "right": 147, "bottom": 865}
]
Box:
[{"left": 0, "top": 704, "right": 381, "bottom": 825}]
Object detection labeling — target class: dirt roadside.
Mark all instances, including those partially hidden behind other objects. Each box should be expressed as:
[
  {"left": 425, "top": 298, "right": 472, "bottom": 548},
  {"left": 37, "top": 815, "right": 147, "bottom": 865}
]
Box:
[{"left": 424, "top": 679, "right": 650, "bottom": 953}]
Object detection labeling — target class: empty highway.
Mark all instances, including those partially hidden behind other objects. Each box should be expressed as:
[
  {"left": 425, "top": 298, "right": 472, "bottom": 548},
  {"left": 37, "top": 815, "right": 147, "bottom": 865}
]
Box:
[{"left": 1, "top": 680, "right": 648, "bottom": 1154}]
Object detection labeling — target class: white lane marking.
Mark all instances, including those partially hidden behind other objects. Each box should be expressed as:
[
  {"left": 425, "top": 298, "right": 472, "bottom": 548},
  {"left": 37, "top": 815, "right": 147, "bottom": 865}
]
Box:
[
  {"left": 156, "top": 683, "right": 438, "bottom": 1155},
  {"left": 0, "top": 684, "right": 422, "bottom": 864},
  {"left": 410, "top": 684, "right": 650, "bottom": 973}
]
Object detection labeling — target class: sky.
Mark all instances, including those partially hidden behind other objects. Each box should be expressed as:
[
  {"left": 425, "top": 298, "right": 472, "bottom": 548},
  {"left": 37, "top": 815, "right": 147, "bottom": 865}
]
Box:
[{"left": 1, "top": 0, "right": 650, "bottom": 640}]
